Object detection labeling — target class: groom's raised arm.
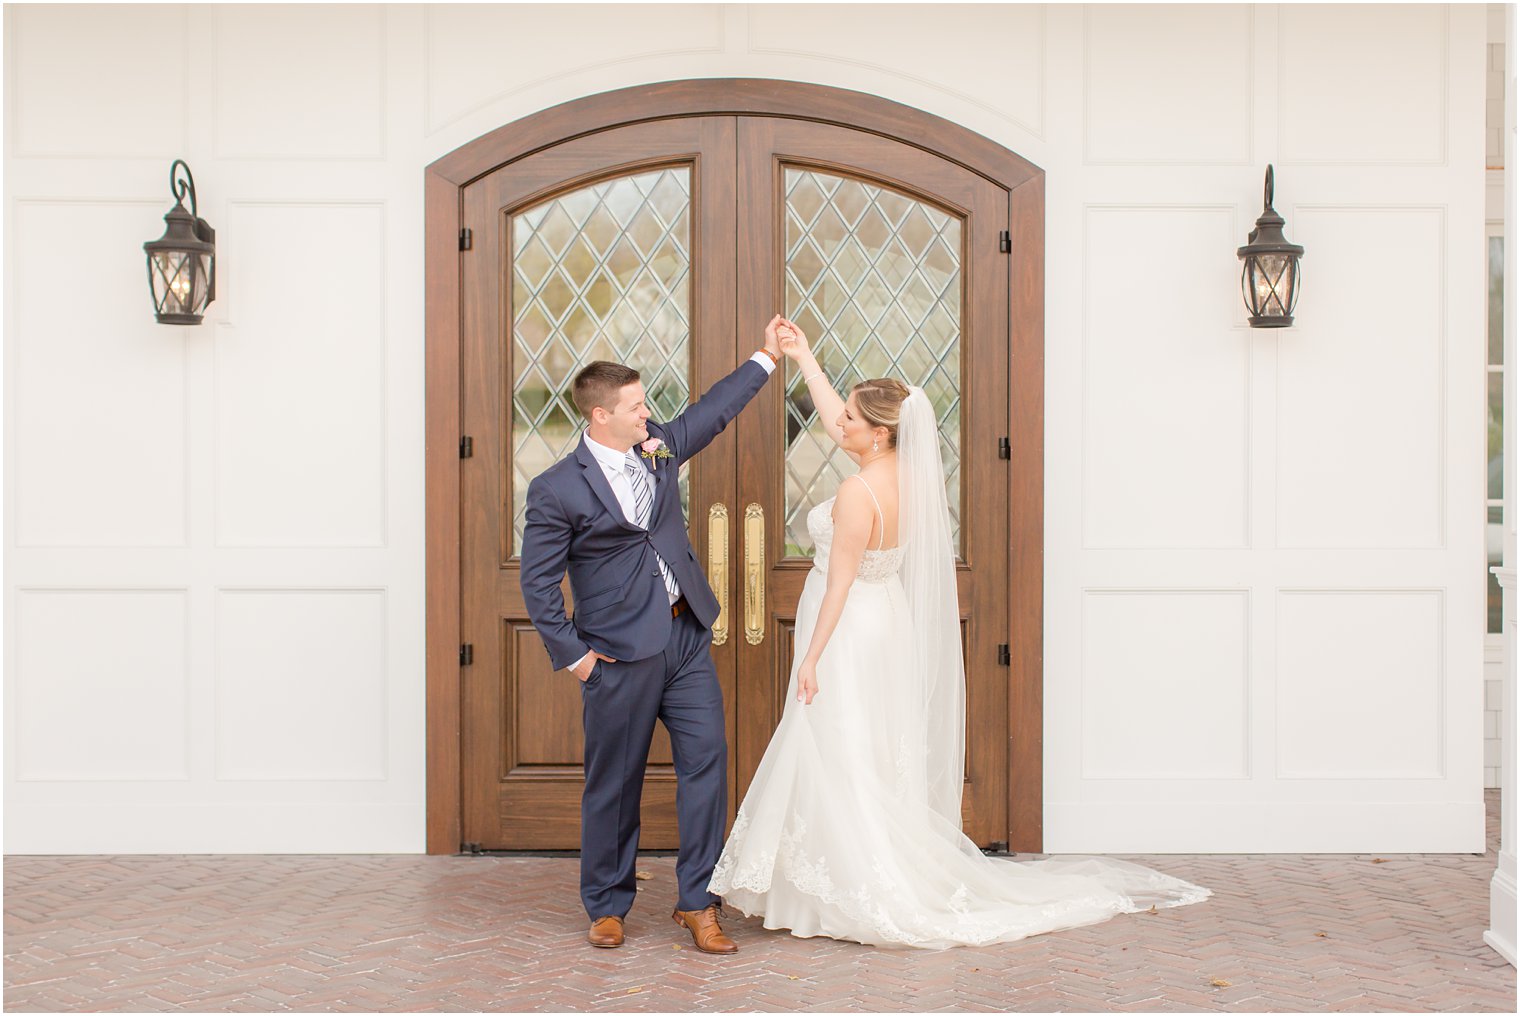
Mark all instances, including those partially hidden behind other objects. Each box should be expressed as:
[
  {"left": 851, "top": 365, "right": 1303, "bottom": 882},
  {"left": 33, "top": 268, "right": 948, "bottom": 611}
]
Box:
[
  {"left": 519, "top": 477, "right": 588, "bottom": 671},
  {"left": 661, "top": 352, "right": 776, "bottom": 465}
]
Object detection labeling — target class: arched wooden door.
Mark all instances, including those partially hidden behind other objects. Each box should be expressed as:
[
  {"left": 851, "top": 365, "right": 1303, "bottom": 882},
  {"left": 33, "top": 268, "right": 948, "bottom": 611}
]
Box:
[{"left": 427, "top": 82, "right": 1045, "bottom": 855}]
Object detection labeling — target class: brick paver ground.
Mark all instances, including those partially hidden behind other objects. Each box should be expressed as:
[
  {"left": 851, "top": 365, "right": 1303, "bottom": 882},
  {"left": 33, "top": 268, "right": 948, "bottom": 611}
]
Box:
[{"left": 5, "top": 791, "right": 1514, "bottom": 1012}]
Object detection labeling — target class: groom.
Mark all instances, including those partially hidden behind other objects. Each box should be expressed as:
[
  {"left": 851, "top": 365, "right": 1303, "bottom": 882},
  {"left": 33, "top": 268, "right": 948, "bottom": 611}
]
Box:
[{"left": 519, "top": 318, "right": 782, "bottom": 953}]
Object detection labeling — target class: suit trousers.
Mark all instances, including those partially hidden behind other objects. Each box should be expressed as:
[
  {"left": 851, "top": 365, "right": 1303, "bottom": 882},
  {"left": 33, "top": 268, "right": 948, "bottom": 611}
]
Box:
[{"left": 578, "top": 607, "right": 727, "bottom": 917}]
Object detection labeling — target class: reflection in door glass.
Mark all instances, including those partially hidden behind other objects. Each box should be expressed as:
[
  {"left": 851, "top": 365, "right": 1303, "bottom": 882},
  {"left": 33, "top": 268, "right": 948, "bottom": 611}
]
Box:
[
  {"left": 509, "top": 168, "right": 692, "bottom": 552},
  {"left": 1488, "top": 233, "right": 1504, "bottom": 634},
  {"left": 782, "top": 169, "right": 963, "bottom": 556}
]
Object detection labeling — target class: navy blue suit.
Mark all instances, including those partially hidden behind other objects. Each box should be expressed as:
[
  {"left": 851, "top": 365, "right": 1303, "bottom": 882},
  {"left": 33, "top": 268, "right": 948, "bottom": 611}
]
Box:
[{"left": 519, "top": 359, "right": 771, "bottom": 917}]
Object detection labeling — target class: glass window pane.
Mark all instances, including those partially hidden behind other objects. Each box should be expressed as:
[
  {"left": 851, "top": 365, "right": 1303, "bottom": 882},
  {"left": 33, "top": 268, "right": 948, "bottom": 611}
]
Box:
[
  {"left": 1489, "top": 371, "right": 1504, "bottom": 502},
  {"left": 782, "top": 168, "right": 963, "bottom": 557},
  {"left": 1490, "top": 506, "right": 1504, "bottom": 635},
  {"left": 509, "top": 168, "right": 692, "bottom": 553},
  {"left": 1489, "top": 235, "right": 1504, "bottom": 366}
]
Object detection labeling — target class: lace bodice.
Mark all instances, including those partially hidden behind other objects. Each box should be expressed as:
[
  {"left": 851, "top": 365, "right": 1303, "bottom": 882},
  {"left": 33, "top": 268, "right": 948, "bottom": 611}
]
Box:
[{"left": 808, "top": 496, "right": 906, "bottom": 583}]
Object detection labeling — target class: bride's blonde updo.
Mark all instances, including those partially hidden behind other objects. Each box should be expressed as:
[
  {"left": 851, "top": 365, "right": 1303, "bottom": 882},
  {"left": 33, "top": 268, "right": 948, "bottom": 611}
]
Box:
[{"left": 851, "top": 377, "right": 912, "bottom": 449}]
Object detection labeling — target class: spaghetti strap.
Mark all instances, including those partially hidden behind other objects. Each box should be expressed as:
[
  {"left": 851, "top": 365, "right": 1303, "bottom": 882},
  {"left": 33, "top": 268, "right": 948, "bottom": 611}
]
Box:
[{"left": 844, "top": 474, "right": 886, "bottom": 551}]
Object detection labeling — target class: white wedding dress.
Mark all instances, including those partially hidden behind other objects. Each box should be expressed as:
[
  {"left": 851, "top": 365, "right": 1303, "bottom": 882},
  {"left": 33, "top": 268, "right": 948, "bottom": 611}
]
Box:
[{"left": 708, "top": 391, "right": 1210, "bottom": 950}]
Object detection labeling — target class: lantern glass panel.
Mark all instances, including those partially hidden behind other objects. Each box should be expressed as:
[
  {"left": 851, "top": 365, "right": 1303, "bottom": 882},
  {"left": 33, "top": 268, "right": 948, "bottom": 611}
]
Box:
[
  {"left": 1242, "top": 254, "right": 1299, "bottom": 319},
  {"left": 191, "top": 253, "right": 212, "bottom": 313},
  {"left": 150, "top": 250, "right": 211, "bottom": 317}
]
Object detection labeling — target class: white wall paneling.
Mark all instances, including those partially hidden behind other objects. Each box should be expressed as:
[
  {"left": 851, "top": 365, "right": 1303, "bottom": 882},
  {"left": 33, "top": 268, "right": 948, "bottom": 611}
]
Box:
[
  {"left": 8, "top": 4, "right": 189, "bottom": 159},
  {"left": 1275, "top": 206, "right": 1446, "bottom": 550},
  {"left": 1081, "top": 590, "right": 1250, "bottom": 779},
  {"left": 424, "top": 4, "right": 725, "bottom": 135},
  {"left": 2, "top": 3, "right": 1489, "bottom": 853},
  {"left": 748, "top": 3, "right": 1046, "bottom": 137},
  {"left": 1279, "top": 3, "right": 1448, "bottom": 165},
  {"left": 213, "top": 5, "right": 386, "bottom": 160},
  {"left": 1083, "top": 204, "right": 1249, "bottom": 549},
  {"left": 214, "top": 202, "right": 386, "bottom": 548},
  {"left": 13, "top": 589, "right": 190, "bottom": 781},
  {"left": 1276, "top": 589, "right": 1444, "bottom": 779},
  {"left": 5, "top": 3, "right": 420, "bottom": 853},
  {"left": 13, "top": 200, "right": 190, "bottom": 548},
  {"left": 214, "top": 589, "right": 387, "bottom": 781},
  {"left": 1053, "top": 1, "right": 1483, "bottom": 853},
  {"left": 1084, "top": 4, "right": 1253, "bottom": 165}
]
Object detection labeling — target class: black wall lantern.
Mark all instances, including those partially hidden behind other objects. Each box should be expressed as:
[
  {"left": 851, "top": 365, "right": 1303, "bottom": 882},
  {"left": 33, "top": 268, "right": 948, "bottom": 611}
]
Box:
[
  {"left": 143, "top": 159, "right": 216, "bottom": 325},
  {"left": 1237, "top": 165, "right": 1303, "bottom": 328}
]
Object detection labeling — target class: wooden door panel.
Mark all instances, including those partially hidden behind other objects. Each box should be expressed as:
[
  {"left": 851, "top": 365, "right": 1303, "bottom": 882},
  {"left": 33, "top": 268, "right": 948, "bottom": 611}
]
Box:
[
  {"left": 461, "top": 117, "right": 737, "bottom": 850},
  {"left": 460, "top": 112, "right": 1014, "bottom": 852},
  {"left": 733, "top": 117, "right": 1011, "bottom": 846}
]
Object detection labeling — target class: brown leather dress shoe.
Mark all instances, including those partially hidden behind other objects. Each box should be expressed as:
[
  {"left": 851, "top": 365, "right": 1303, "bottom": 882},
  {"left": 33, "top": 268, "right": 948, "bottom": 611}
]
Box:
[
  {"left": 588, "top": 915, "right": 624, "bottom": 948},
  {"left": 672, "top": 904, "right": 738, "bottom": 954}
]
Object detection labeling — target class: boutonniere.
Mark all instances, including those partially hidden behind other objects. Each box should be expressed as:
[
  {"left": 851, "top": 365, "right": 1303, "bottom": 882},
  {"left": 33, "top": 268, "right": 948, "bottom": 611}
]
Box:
[{"left": 639, "top": 437, "right": 673, "bottom": 469}]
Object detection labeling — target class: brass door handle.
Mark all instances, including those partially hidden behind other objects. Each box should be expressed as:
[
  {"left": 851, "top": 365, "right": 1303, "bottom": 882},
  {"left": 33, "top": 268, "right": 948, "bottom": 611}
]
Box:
[
  {"left": 708, "top": 503, "right": 729, "bottom": 646},
  {"left": 744, "top": 503, "right": 765, "bottom": 645}
]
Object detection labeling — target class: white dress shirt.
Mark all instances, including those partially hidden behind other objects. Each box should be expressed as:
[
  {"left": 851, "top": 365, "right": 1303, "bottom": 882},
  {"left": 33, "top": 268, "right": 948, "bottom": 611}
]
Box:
[
  {"left": 565, "top": 351, "right": 776, "bottom": 674},
  {"left": 581, "top": 430, "right": 662, "bottom": 532}
]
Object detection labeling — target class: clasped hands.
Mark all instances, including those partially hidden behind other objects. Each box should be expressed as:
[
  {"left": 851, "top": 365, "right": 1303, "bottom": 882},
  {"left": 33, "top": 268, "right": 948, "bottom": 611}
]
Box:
[{"left": 763, "top": 314, "right": 813, "bottom": 363}]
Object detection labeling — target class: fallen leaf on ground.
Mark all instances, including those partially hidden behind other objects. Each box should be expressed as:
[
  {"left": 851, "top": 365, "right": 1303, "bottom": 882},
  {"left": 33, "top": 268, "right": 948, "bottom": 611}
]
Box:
[
  {"left": 626, "top": 987, "right": 642, "bottom": 994},
  {"left": 1146, "top": 905, "right": 1158, "bottom": 914},
  {"left": 1371, "top": 857, "right": 1389, "bottom": 864},
  {"left": 1210, "top": 978, "right": 1232, "bottom": 988},
  {"left": 787, "top": 976, "right": 798, "bottom": 980},
  {"left": 1315, "top": 931, "right": 1327, "bottom": 938},
  {"left": 635, "top": 871, "right": 652, "bottom": 880}
]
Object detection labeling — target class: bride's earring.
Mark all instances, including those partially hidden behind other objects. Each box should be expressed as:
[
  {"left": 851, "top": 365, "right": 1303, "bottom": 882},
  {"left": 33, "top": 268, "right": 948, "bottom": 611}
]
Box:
[{"left": 872, "top": 438, "right": 879, "bottom": 453}]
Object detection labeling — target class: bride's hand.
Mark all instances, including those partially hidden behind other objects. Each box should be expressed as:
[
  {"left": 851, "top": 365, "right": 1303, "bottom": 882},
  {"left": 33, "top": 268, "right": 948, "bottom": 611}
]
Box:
[
  {"left": 796, "top": 659, "right": 819, "bottom": 705},
  {"left": 777, "top": 317, "right": 813, "bottom": 361}
]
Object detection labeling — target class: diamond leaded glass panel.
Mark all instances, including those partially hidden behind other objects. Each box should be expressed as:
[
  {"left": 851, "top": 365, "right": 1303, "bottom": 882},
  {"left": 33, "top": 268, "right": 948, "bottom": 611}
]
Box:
[
  {"left": 783, "top": 169, "right": 963, "bottom": 556},
  {"left": 510, "top": 168, "right": 692, "bottom": 552}
]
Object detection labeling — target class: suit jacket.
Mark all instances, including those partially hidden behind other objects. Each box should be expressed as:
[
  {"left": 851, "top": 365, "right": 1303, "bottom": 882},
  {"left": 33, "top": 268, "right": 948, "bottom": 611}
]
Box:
[{"left": 519, "top": 359, "right": 770, "bottom": 669}]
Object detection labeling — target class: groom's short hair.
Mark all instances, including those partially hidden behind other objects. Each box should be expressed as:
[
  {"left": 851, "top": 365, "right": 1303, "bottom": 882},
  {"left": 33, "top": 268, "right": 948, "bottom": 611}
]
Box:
[{"left": 572, "top": 361, "right": 641, "bottom": 418}]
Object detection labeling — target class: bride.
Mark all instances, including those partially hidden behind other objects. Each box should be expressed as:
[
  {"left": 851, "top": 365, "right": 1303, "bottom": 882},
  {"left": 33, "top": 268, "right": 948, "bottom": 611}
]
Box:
[{"left": 708, "top": 319, "right": 1210, "bottom": 949}]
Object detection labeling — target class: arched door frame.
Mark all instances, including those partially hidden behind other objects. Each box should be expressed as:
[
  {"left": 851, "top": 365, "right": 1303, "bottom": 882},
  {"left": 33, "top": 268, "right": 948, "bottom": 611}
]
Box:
[{"left": 424, "top": 79, "right": 1045, "bottom": 854}]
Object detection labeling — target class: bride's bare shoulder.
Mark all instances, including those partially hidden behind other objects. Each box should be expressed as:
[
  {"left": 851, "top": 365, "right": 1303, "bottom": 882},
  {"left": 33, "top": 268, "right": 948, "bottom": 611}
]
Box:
[
  {"left": 856, "top": 465, "right": 898, "bottom": 502},
  {"left": 831, "top": 475, "right": 876, "bottom": 521}
]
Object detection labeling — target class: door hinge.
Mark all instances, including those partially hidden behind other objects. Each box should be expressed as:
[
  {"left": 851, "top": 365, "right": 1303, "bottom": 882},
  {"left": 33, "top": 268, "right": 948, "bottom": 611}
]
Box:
[
  {"left": 459, "top": 435, "right": 473, "bottom": 459},
  {"left": 998, "top": 436, "right": 1010, "bottom": 460},
  {"left": 462, "top": 841, "right": 485, "bottom": 855},
  {"left": 460, "top": 643, "right": 474, "bottom": 666},
  {"left": 459, "top": 227, "right": 473, "bottom": 251},
  {"left": 999, "top": 230, "right": 1011, "bottom": 253},
  {"left": 997, "top": 644, "right": 1010, "bottom": 666}
]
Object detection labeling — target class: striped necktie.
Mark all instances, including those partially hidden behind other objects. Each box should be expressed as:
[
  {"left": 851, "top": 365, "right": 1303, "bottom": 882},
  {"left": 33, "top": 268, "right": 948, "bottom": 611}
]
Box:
[{"left": 625, "top": 452, "right": 680, "bottom": 603}]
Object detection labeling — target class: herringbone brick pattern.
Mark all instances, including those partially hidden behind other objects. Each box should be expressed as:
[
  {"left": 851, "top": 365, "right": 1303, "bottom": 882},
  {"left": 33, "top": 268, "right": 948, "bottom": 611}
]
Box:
[{"left": 5, "top": 792, "right": 1514, "bottom": 1012}]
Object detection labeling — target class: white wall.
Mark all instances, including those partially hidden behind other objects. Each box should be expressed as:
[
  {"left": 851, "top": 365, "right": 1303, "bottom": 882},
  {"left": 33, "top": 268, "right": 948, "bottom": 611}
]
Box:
[{"left": 3, "top": 3, "right": 1488, "bottom": 853}]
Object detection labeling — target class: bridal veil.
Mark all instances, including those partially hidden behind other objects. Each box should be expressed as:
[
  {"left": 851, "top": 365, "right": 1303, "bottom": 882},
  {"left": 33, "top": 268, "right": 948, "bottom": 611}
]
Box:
[{"left": 895, "top": 386, "right": 967, "bottom": 831}]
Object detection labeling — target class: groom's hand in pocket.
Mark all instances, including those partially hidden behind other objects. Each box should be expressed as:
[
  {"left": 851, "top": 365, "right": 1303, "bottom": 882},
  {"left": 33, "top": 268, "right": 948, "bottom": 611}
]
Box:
[{"left": 572, "top": 650, "right": 618, "bottom": 683}]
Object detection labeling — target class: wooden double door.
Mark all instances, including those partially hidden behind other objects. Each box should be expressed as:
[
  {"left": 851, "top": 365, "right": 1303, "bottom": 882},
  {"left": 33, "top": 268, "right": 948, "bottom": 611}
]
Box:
[{"left": 458, "top": 115, "right": 1011, "bottom": 850}]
